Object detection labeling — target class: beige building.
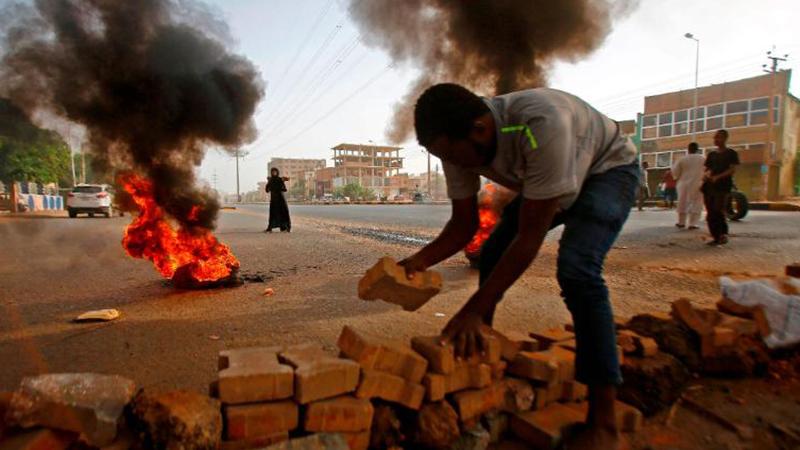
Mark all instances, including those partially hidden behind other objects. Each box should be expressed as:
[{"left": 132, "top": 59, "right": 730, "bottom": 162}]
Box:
[
  {"left": 331, "top": 143, "right": 403, "bottom": 199},
  {"left": 267, "top": 158, "right": 327, "bottom": 194},
  {"left": 638, "top": 71, "right": 799, "bottom": 200}
]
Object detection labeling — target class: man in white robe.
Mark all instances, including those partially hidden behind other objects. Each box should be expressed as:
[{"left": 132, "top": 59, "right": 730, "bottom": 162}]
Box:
[{"left": 672, "top": 142, "right": 705, "bottom": 229}]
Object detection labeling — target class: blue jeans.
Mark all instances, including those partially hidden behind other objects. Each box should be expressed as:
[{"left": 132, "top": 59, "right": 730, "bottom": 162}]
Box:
[{"left": 479, "top": 162, "right": 639, "bottom": 385}]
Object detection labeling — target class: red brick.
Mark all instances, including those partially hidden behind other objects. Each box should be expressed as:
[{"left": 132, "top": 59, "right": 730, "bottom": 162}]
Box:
[
  {"left": 786, "top": 262, "right": 800, "bottom": 278},
  {"left": 355, "top": 370, "right": 424, "bottom": 410},
  {"left": 528, "top": 328, "right": 575, "bottom": 350},
  {"left": 337, "top": 326, "right": 428, "bottom": 383},
  {"left": 491, "top": 360, "right": 508, "bottom": 381},
  {"left": 0, "top": 429, "right": 76, "bottom": 450},
  {"left": 618, "top": 330, "right": 658, "bottom": 357},
  {"left": 279, "top": 344, "right": 360, "bottom": 404},
  {"left": 505, "top": 331, "right": 540, "bottom": 352},
  {"left": 224, "top": 401, "right": 298, "bottom": 440},
  {"left": 218, "top": 347, "right": 294, "bottom": 404},
  {"left": 219, "top": 432, "right": 289, "bottom": 450},
  {"left": 510, "top": 403, "right": 584, "bottom": 449},
  {"left": 532, "top": 383, "right": 562, "bottom": 410},
  {"left": 565, "top": 400, "right": 643, "bottom": 432},
  {"left": 508, "top": 347, "right": 574, "bottom": 384},
  {"left": 481, "top": 327, "right": 521, "bottom": 361},
  {"left": 411, "top": 336, "right": 455, "bottom": 374},
  {"left": 357, "top": 256, "right": 442, "bottom": 311},
  {"left": 303, "top": 396, "right": 373, "bottom": 432},
  {"left": 423, "top": 362, "right": 493, "bottom": 401},
  {"left": 671, "top": 299, "right": 714, "bottom": 335},
  {"left": 560, "top": 381, "right": 587, "bottom": 402},
  {"left": 451, "top": 383, "right": 506, "bottom": 421}
]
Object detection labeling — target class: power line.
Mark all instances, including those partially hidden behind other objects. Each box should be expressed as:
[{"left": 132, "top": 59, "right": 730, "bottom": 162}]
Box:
[{"left": 249, "top": 64, "right": 396, "bottom": 160}]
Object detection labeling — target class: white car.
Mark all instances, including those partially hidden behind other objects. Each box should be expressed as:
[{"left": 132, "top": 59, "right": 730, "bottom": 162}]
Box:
[{"left": 67, "top": 184, "right": 114, "bottom": 218}]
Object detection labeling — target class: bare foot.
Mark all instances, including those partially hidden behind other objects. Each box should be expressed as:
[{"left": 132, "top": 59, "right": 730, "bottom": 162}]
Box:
[{"left": 565, "top": 425, "right": 627, "bottom": 450}]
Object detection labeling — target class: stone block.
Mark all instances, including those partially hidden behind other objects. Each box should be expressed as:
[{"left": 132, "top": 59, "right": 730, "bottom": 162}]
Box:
[
  {"left": 509, "top": 403, "right": 584, "bottom": 450},
  {"left": 357, "top": 256, "right": 442, "bottom": 311},
  {"left": 259, "top": 433, "right": 349, "bottom": 450},
  {"left": 279, "top": 344, "right": 360, "bottom": 404},
  {"left": 337, "top": 326, "right": 428, "bottom": 383},
  {"left": 129, "top": 389, "right": 222, "bottom": 450},
  {"left": 303, "top": 396, "right": 373, "bottom": 432},
  {"left": 412, "top": 401, "right": 460, "bottom": 449},
  {"left": 224, "top": 401, "right": 298, "bottom": 440},
  {"left": 0, "top": 429, "right": 76, "bottom": 450},
  {"left": 5, "top": 373, "right": 135, "bottom": 447},
  {"left": 528, "top": 328, "right": 574, "bottom": 350},
  {"left": 451, "top": 383, "right": 506, "bottom": 422},
  {"left": 219, "top": 432, "right": 289, "bottom": 450},
  {"left": 218, "top": 347, "right": 294, "bottom": 404},
  {"left": 355, "top": 370, "right": 424, "bottom": 410},
  {"left": 423, "top": 363, "right": 492, "bottom": 401}
]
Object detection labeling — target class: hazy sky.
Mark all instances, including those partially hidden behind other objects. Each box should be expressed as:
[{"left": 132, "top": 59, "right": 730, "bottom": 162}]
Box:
[{"left": 198, "top": 0, "right": 798, "bottom": 195}]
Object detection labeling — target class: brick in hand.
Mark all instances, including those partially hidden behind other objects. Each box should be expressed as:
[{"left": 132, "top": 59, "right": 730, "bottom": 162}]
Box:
[
  {"left": 338, "top": 326, "right": 428, "bottom": 383},
  {"left": 357, "top": 256, "right": 442, "bottom": 311},
  {"left": 278, "top": 344, "right": 360, "bottom": 404},
  {"left": 218, "top": 347, "right": 294, "bottom": 404}
]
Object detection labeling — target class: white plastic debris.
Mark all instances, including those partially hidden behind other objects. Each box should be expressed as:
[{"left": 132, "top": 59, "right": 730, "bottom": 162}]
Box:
[
  {"left": 74, "top": 309, "right": 120, "bottom": 322},
  {"left": 719, "top": 276, "right": 800, "bottom": 349}
]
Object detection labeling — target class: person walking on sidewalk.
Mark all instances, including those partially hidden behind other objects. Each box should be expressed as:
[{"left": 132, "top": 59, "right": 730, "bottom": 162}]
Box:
[
  {"left": 637, "top": 161, "right": 650, "bottom": 211},
  {"left": 399, "top": 84, "right": 638, "bottom": 450},
  {"left": 661, "top": 169, "right": 677, "bottom": 209},
  {"left": 672, "top": 142, "right": 705, "bottom": 229},
  {"left": 702, "top": 130, "right": 739, "bottom": 245}
]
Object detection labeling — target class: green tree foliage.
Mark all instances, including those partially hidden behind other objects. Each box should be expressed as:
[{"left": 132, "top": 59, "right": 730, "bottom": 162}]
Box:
[
  {"left": 334, "top": 182, "right": 376, "bottom": 201},
  {"left": 0, "top": 98, "right": 71, "bottom": 185}
]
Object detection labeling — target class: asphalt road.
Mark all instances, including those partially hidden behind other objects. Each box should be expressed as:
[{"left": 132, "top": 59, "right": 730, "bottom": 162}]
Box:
[{"left": 1, "top": 206, "right": 798, "bottom": 392}]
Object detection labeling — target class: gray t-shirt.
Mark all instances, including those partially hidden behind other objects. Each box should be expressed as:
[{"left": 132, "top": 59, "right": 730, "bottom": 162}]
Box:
[{"left": 443, "top": 88, "right": 637, "bottom": 210}]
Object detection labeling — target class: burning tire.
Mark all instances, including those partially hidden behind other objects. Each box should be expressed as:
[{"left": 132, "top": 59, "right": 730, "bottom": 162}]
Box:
[{"left": 464, "top": 184, "right": 514, "bottom": 268}]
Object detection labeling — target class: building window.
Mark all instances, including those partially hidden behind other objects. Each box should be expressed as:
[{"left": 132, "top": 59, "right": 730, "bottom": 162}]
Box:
[
  {"left": 675, "top": 110, "right": 688, "bottom": 122},
  {"left": 673, "top": 122, "right": 688, "bottom": 136},
  {"left": 642, "top": 115, "right": 657, "bottom": 127},
  {"left": 691, "top": 107, "right": 705, "bottom": 120},
  {"left": 642, "top": 127, "right": 658, "bottom": 139},
  {"left": 751, "top": 97, "right": 769, "bottom": 110},
  {"left": 707, "top": 104, "right": 724, "bottom": 117},
  {"left": 725, "top": 113, "right": 747, "bottom": 128},
  {"left": 656, "top": 152, "right": 671, "bottom": 168},
  {"left": 726, "top": 100, "right": 748, "bottom": 114},
  {"left": 706, "top": 116, "right": 723, "bottom": 131},
  {"left": 658, "top": 112, "right": 673, "bottom": 125},
  {"left": 692, "top": 120, "right": 705, "bottom": 133},
  {"left": 659, "top": 125, "right": 672, "bottom": 137}
]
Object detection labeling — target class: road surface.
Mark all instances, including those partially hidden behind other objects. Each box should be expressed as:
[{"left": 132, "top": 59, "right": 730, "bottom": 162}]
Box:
[{"left": 1, "top": 205, "right": 798, "bottom": 391}]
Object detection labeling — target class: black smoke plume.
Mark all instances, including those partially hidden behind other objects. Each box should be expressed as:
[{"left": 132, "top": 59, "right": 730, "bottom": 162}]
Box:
[
  {"left": 0, "top": 0, "right": 264, "bottom": 229},
  {"left": 348, "top": 0, "right": 638, "bottom": 143}
]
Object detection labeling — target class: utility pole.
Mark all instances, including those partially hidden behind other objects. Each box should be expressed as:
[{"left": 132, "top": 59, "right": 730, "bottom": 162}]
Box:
[
  {"left": 68, "top": 126, "right": 77, "bottom": 187},
  {"left": 684, "top": 33, "right": 700, "bottom": 140},
  {"left": 759, "top": 48, "right": 789, "bottom": 201},
  {"left": 435, "top": 163, "right": 440, "bottom": 200},
  {"left": 235, "top": 149, "right": 241, "bottom": 203},
  {"left": 426, "top": 149, "right": 431, "bottom": 196},
  {"left": 80, "top": 149, "right": 86, "bottom": 184},
  {"left": 212, "top": 169, "right": 218, "bottom": 192}
]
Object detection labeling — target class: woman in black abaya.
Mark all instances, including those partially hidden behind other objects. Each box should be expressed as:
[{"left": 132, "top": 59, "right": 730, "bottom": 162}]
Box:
[{"left": 265, "top": 168, "right": 291, "bottom": 232}]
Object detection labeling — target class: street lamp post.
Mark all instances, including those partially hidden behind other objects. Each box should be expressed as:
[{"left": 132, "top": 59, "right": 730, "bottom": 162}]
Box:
[{"left": 685, "top": 33, "right": 700, "bottom": 141}]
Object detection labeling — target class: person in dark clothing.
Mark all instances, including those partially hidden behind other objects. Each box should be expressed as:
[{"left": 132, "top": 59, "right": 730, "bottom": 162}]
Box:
[
  {"left": 702, "top": 129, "right": 739, "bottom": 246},
  {"left": 265, "top": 168, "right": 291, "bottom": 232}
]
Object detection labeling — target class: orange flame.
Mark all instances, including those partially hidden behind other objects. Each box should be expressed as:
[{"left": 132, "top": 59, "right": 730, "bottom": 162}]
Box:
[
  {"left": 121, "top": 174, "right": 239, "bottom": 282},
  {"left": 465, "top": 183, "right": 500, "bottom": 256}
]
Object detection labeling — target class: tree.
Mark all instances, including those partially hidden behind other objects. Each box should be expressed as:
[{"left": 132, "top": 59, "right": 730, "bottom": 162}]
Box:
[
  {"left": 336, "top": 182, "right": 376, "bottom": 201},
  {"left": 0, "top": 99, "right": 71, "bottom": 185},
  {"left": 289, "top": 178, "right": 307, "bottom": 200}
]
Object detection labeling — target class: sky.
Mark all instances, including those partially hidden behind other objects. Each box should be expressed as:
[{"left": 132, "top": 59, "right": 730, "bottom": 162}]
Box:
[{"left": 197, "top": 0, "right": 799, "bottom": 195}]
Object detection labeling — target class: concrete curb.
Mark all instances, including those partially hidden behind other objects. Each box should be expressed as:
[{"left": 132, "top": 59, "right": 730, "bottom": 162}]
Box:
[{"left": 749, "top": 202, "right": 800, "bottom": 212}]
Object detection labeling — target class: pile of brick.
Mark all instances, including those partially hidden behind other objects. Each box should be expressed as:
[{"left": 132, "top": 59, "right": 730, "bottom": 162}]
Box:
[{"left": 208, "top": 324, "right": 645, "bottom": 450}]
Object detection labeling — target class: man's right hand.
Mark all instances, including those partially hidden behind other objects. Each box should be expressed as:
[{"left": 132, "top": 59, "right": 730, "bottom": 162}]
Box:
[{"left": 398, "top": 255, "right": 427, "bottom": 280}]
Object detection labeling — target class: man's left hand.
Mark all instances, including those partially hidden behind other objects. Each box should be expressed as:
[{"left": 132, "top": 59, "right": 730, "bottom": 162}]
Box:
[{"left": 441, "top": 307, "right": 488, "bottom": 359}]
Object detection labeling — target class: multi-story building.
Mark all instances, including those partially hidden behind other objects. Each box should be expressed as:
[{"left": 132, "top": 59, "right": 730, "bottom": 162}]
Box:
[
  {"left": 637, "top": 71, "right": 799, "bottom": 200},
  {"left": 267, "top": 158, "right": 327, "bottom": 194},
  {"left": 331, "top": 143, "right": 403, "bottom": 199}
]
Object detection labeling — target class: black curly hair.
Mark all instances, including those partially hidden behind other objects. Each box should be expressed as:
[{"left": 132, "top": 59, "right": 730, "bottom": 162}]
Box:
[{"left": 414, "top": 83, "right": 490, "bottom": 147}]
